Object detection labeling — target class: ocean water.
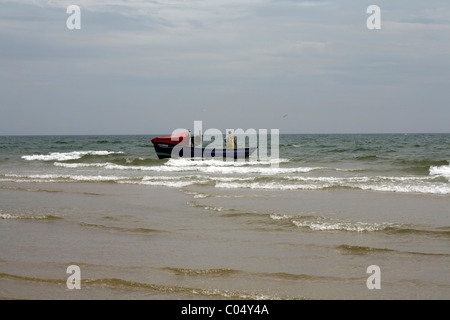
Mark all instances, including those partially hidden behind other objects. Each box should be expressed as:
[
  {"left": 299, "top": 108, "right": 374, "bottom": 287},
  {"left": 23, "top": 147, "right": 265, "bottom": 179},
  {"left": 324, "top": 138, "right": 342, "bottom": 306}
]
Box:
[
  {"left": 0, "top": 134, "right": 449, "bottom": 300},
  {"left": 1, "top": 134, "right": 450, "bottom": 193}
]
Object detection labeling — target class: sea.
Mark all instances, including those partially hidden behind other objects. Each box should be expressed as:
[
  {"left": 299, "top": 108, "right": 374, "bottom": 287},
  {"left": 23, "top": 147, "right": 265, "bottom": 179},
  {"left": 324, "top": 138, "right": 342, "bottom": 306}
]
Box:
[{"left": 0, "top": 134, "right": 449, "bottom": 300}]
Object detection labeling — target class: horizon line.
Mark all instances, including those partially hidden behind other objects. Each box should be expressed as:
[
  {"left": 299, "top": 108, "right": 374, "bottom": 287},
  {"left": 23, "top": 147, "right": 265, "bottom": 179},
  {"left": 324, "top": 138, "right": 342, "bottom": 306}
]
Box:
[{"left": 1, "top": 132, "right": 449, "bottom": 136}]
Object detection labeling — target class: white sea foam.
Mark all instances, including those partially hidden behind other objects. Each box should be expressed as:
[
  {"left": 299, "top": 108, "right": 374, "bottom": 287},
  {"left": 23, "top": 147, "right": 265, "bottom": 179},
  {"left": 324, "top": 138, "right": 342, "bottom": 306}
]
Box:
[
  {"left": 53, "top": 161, "right": 319, "bottom": 175},
  {"left": 201, "top": 166, "right": 320, "bottom": 175},
  {"left": 3, "top": 173, "right": 129, "bottom": 183},
  {"left": 3, "top": 172, "right": 209, "bottom": 187},
  {"left": 430, "top": 164, "right": 450, "bottom": 180},
  {"left": 269, "top": 214, "right": 293, "bottom": 220},
  {"left": 54, "top": 162, "right": 100, "bottom": 168},
  {"left": 215, "top": 182, "right": 324, "bottom": 190},
  {"left": 0, "top": 213, "right": 22, "bottom": 219},
  {"left": 13, "top": 155, "right": 450, "bottom": 194},
  {"left": 292, "top": 219, "right": 393, "bottom": 232},
  {"left": 165, "top": 158, "right": 290, "bottom": 167},
  {"left": 120, "top": 179, "right": 206, "bottom": 188},
  {"left": 54, "top": 162, "right": 187, "bottom": 172},
  {"left": 22, "top": 151, "right": 123, "bottom": 161},
  {"left": 53, "top": 158, "right": 362, "bottom": 176},
  {"left": 356, "top": 183, "right": 450, "bottom": 195},
  {"left": 164, "top": 158, "right": 323, "bottom": 175},
  {"left": 142, "top": 176, "right": 186, "bottom": 181},
  {"left": 69, "top": 175, "right": 128, "bottom": 182},
  {"left": 268, "top": 213, "right": 395, "bottom": 232},
  {"left": 215, "top": 176, "right": 450, "bottom": 194},
  {"left": 193, "top": 193, "right": 209, "bottom": 199},
  {"left": 0, "top": 212, "right": 55, "bottom": 220}
]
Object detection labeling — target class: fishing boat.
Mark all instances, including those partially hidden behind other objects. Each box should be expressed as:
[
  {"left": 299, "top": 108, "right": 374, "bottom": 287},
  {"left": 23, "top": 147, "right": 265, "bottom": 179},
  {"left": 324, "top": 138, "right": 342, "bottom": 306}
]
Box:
[{"left": 151, "top": 132, "right": 257, "bottom": 159}]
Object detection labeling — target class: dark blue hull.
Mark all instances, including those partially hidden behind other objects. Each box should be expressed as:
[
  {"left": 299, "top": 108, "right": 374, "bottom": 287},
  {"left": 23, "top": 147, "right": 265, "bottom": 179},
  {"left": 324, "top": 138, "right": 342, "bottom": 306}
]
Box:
[{"left": 152, "top": 143, "right": 257, "bottom": 160}]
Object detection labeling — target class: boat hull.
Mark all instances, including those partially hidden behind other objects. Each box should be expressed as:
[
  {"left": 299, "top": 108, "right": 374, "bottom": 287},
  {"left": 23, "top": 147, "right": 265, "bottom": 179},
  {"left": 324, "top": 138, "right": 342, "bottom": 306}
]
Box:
[
  {"left": 151, "top": 132, "right": 257, "bottom": 159},
  {"left": 152, "top": 142, "right": 257, "bottom": 160}
]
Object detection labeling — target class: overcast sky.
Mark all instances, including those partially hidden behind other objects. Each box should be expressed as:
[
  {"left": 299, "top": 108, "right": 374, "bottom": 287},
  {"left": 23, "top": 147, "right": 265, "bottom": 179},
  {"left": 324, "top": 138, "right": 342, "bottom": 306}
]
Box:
[{"left": 0, "top": 0, "right": 449, "bottom": 134}]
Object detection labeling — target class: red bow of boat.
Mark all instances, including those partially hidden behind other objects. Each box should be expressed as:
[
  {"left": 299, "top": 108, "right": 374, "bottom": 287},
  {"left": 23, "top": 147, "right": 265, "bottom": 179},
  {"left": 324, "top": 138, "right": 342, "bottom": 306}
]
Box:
[{"left": 150, "top": 131, "right": 189, "bottom": 146}]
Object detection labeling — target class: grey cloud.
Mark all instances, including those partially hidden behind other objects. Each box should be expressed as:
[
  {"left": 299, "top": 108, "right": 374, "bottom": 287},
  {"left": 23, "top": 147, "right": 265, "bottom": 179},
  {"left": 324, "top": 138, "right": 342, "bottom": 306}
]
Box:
[{"left": 0, "top": 0, "right": 449, "bottom": 134}]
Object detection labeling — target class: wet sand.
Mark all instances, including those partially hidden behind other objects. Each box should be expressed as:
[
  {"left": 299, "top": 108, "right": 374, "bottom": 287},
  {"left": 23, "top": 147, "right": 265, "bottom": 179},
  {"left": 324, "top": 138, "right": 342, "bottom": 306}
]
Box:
[{"left": 1, "top": 181, "right": 449, "bottom": 300}]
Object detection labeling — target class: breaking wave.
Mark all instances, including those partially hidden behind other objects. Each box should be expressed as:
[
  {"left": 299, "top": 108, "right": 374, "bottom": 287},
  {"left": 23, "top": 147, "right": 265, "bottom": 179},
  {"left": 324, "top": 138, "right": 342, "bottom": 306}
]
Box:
[
  {"left": 1, "top": 173, "right": 129, "bottom": 183},
  {"left": 9, "top": 148, "right": 450, "bottom": 195},
  {"left": 215, "top": 175, "right": 450, "bottom": 194},
  {"left": 0, "top": 212, "right": 61, "bottom": 220},
  {"left": 0, "top": 272, "right": 302, "bottom": 300},
  {"left": 269, "top": 214, "right": 395, "bottom": 232},
  {"left": 2, "top": 169, "right": 449, "bottom": 194},
  {"left": 22, "top": 150, "right": 123, "bottom": 161},
  {"left": 430, "top": 164, "right": 450, "bottom": 180},
  {"left": 269, "top": 214, "right": 450, "bottom": 237}
]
